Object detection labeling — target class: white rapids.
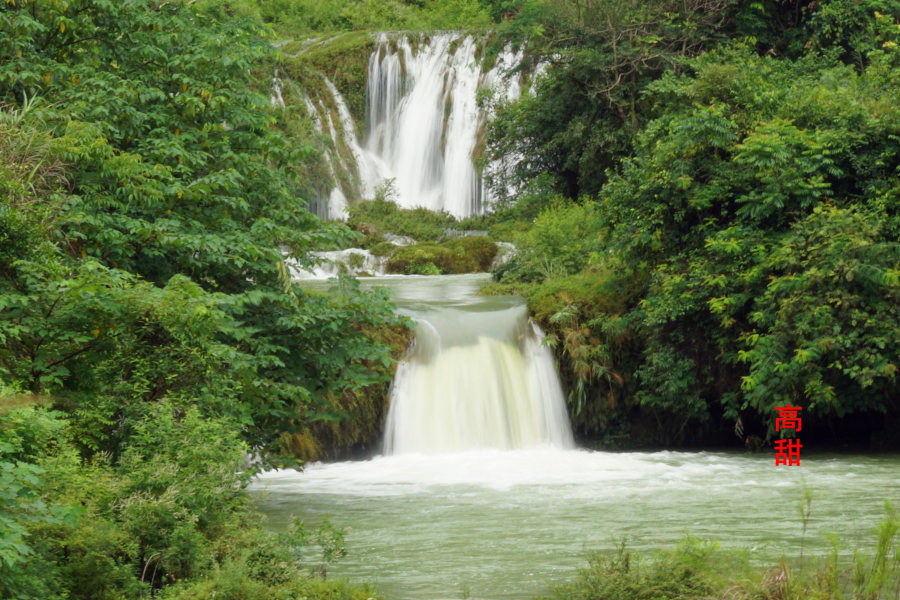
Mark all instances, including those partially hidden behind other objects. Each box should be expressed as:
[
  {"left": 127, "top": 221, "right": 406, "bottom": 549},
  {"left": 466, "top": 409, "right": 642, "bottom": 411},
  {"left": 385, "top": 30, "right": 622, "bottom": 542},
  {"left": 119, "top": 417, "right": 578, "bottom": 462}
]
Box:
[{"left": 384, "top": 306, "right": 574, "bottom": 454}]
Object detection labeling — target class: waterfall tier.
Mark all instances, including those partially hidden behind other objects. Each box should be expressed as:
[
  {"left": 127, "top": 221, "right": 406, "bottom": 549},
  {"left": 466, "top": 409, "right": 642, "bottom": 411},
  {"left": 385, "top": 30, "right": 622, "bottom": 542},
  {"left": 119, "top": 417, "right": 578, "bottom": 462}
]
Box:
[
  {"left": 280, "top": 33, "right": 527, "bottom": 219},
  {"left": 384, "top": 304, "right": 574, "bottom": 454}
]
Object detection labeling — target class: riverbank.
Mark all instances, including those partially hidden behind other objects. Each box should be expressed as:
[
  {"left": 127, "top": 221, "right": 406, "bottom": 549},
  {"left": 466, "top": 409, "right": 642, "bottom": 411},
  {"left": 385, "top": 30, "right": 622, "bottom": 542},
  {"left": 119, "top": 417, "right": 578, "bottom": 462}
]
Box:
[
  {"left": 254, "top": 446, "right": 900, "bottom": 599},
  {"left": 262, "top": 274, "right": 900, "bottom": 600}
]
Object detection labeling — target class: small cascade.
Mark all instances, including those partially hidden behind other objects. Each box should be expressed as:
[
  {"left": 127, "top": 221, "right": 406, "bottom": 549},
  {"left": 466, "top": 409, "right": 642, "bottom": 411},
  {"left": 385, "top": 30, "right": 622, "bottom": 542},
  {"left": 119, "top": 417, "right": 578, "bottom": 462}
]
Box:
[
  {"left": 288, "top": 249, "right": 388, "bottom": 279},
  {"left": 384, "top": 305, "right": 574, "bottom": 454}
]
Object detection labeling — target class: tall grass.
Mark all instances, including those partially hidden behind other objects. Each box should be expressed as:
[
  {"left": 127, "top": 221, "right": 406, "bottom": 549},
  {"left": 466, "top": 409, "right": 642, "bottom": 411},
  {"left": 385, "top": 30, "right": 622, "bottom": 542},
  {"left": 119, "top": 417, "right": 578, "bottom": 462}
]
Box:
[{"left": 545, "top": 502, "right": 900, "bottom": 600}]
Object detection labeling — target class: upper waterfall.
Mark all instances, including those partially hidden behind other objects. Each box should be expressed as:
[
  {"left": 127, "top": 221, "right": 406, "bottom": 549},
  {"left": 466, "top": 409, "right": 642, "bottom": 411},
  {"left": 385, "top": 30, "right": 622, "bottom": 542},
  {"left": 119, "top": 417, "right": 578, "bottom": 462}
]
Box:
[{"left": 282, "top": 33, "right": 526, "bottom": 219}]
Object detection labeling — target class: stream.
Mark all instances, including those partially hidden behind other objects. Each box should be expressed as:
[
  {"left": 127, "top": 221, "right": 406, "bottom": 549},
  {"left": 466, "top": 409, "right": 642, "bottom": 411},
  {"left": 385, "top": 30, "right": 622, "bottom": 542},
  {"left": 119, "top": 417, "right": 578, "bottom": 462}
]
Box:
[{"left": 252, "top": 274, "right": 900, "bottom": 600}]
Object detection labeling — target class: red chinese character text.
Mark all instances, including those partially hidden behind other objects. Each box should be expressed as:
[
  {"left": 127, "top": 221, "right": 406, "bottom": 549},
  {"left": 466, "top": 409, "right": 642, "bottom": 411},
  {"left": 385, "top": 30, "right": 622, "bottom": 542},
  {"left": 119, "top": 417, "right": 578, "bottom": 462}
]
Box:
[
  {"left": 774, "top": 438, "right": 802, "bottom": 466},
  {"left": 775, "top": 405, "right": 802, "bottom": 432}
]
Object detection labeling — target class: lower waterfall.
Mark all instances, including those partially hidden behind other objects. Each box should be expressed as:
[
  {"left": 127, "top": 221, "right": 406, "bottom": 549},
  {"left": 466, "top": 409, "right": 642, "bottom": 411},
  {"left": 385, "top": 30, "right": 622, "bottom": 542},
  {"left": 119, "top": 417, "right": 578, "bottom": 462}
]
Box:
[
  {"left": 384, "top": 304, "right": 574, "bottom": 454},
  {"left": 252, "top": 275, "right": 900, "bottom": 600}
]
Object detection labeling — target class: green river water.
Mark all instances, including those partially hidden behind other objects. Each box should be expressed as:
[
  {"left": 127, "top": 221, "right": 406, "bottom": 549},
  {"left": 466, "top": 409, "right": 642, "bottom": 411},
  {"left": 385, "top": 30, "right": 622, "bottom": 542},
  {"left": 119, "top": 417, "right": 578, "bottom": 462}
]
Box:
[{"left": 252, "top": 274, "right": 900, "bottom": 600}]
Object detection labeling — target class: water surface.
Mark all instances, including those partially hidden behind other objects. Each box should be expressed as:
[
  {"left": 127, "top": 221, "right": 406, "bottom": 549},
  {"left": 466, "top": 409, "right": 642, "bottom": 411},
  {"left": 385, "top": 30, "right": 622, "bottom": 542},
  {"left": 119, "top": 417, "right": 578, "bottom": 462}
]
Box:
[{"left": 254, "top": 275, "right": 900, "bottom": 599}]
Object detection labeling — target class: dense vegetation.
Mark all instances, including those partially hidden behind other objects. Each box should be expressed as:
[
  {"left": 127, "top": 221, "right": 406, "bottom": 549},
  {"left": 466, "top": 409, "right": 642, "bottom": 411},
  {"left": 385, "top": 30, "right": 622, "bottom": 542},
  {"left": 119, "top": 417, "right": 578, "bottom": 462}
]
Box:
[
  {"left": 5, "top": 0, "right": 900, "bottom": 596},
  {"left": 0, "top": 0, "right": 410, "bottom": 596},
  {"left": 481, "top": 0, "right": 900, "bottom": 449}
]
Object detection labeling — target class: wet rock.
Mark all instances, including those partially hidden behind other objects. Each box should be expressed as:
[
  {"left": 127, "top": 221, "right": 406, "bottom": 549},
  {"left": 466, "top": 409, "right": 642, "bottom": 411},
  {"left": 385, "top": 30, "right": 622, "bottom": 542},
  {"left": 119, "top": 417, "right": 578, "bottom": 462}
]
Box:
[
  {"left": 357, "top": 222, "right": 378, "bottom": 237},
  {"left": 383, "top": 234, "right": 417, "bottom": 246}
]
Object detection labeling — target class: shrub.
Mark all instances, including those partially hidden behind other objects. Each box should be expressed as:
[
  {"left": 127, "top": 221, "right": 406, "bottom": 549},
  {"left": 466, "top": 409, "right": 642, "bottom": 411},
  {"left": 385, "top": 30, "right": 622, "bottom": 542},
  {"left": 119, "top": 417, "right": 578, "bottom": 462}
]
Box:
[
  {"left": 500, "top": 199, "right": 602, "bottom": 282},
  {"left": 386, "top": 238, "right": 498, "bottom": 274}
]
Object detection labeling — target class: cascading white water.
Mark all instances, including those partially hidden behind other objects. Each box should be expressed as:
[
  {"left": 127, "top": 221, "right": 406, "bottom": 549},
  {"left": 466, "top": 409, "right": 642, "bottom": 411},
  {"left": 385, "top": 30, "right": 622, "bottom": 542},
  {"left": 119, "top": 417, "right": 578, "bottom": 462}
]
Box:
[
  {"left": 384, "top": 303, "right": 574, "bottom": 454},
  {"left": 287, "top": 248, "right": 388, "bottom": 279},
  {"left": 363, "top": 34, "right": 524, "bottom": 217},
  {"left": 288, "top": 34, "right": 526, "bottom": 219}
]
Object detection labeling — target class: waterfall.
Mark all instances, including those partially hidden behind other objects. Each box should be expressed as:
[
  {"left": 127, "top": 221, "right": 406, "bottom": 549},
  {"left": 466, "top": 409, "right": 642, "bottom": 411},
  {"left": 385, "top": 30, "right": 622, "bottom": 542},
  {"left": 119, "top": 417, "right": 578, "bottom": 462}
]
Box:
[
  {"left": 363, "top": 34, "right": 524, "bottom": 217},
  {"left": 289, "top": 34, "right": 526, "bottom": 219},
  {"left": 384, "top": 304, "right": 574, "bottom": 454}
]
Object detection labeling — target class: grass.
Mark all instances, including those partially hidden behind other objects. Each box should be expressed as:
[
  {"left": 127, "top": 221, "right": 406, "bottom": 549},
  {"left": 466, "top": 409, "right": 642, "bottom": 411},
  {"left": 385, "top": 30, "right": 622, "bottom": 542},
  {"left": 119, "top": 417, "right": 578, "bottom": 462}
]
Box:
[
  {"left": 547, "top": 498, "right": 900, "bottom": 600},
  {"left": 0, "top": 394, "right": 50, "bottom": 416}
]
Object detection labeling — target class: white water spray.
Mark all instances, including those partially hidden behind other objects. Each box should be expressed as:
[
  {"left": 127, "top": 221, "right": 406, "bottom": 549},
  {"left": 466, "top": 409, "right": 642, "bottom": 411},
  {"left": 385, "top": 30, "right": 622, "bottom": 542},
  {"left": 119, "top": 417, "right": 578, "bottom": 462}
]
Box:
[
  {"left": 384, "top": 304, "right": 574, "bottom": 454},
  {"left": 292, "top": 34, "right": 526, "bottom": 219}
]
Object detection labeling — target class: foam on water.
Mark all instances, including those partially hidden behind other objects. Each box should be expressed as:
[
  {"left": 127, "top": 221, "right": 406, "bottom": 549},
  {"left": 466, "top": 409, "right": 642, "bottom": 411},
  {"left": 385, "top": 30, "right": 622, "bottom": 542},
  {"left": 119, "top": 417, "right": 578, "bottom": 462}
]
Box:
[
  {"left": 255, "top": 447, "right": 735, "bottom": 494},
  {"left": 384, "top": 305, "right": 574, "bottom": 454},
  {"left": 254, "top": 275, "right": 900, "bottom": 599}
]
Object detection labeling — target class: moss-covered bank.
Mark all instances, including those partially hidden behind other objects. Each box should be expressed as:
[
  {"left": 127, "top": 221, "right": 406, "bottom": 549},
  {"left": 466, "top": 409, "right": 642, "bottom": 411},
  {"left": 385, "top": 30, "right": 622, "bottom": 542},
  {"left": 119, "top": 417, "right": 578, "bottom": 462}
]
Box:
[{"left": 281, "top": 321, "right": 413, "bottom": 462}]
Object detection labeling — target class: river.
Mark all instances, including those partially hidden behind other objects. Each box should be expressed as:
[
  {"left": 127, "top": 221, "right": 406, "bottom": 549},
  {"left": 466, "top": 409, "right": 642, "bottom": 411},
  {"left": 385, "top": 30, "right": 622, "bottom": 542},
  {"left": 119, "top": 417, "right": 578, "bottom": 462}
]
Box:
[{"left": 252, "top": 274, "right": 900, "bottom": 600}]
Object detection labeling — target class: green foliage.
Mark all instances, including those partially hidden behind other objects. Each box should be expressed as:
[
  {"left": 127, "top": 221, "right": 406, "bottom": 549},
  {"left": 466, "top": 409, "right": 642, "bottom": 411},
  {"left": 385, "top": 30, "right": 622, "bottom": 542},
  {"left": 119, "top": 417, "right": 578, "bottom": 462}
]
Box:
[
  {"left": 0, "top": 447, "right": 81, "bottom": 599},
  {"left": 0, "top": 405, "right": 369, "bottom": 600},
  {"left": 196, "top": 0, "right": 495, "bottom": 36},
  {"left": 725, "top": 206, "right": 900, "bottom": 425},
  {"left": 0, "top": 0, "right": 409, "bottom": 464},
  {"left": 347, "top": 192, "right": 458, "bottom": 245},
  {"left": 486, "top": 0, "right": 731, "bottom": 201},
  {"left": 497, "top": 199, "right": 601, "bottom": 282},
  {"left": 548, "top": 502, "right": 900, "bottom": 600}
]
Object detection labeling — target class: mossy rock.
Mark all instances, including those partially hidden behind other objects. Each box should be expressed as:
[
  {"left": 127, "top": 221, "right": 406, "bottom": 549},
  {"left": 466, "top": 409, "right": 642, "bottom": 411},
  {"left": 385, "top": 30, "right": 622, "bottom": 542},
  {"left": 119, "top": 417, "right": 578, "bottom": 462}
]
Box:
[
  {"left": 368, "top": 241, "right": 397, "bottom": 257},
  {"left": 281, "top": 32, "right": 375, "bottom": 125},
  {"left": 386, "top": 237, "right": 498, "bottom": 275},
  {"left": 444, "top": 236, "right": 498, "bottom": 271},
  {"left": 387, "top": 244, "right": 461, "bottom": 274},
  {"left": 525, "top": 271, "right": 628, "bottom": 323}
]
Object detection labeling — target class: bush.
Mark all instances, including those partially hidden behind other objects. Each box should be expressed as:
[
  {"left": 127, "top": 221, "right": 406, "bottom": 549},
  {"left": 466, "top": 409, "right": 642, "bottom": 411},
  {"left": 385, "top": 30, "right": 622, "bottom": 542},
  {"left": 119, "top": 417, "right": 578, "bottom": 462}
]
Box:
[
  {"left": 386, "top": 237, "right": 498, "bottom": 274},
  {"left": 499, "top": 199, "right": 602, "bottom": 282}
]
